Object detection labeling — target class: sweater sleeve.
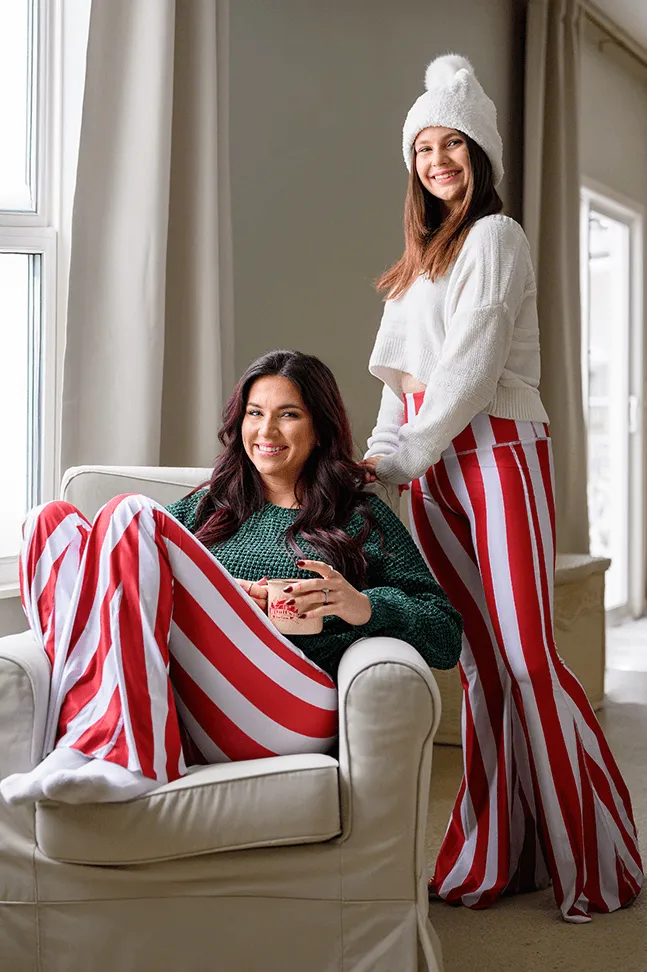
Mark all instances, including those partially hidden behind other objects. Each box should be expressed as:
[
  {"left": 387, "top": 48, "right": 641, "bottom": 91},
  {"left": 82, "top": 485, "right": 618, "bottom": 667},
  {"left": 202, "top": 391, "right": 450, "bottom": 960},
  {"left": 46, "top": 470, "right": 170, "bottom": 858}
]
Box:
[
  {"left": 352, "top": 498, "right": 463, "bottom": 670},
  {"left": 377, "top": 219, "right": 532, "bottom": 484},
  {"left": 364, "top": 383, "right": 405, "bottom": 459}
]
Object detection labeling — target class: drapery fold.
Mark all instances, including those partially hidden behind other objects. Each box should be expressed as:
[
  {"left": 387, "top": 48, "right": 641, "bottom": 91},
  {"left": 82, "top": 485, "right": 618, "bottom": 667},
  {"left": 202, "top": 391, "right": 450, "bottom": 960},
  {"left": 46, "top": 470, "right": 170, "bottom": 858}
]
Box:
[
  {"left": 524, "top": 0, "right": 589, "bottom": 553},
  {"left": 61, "top": 0, "right": 233, "bottom": 472}
]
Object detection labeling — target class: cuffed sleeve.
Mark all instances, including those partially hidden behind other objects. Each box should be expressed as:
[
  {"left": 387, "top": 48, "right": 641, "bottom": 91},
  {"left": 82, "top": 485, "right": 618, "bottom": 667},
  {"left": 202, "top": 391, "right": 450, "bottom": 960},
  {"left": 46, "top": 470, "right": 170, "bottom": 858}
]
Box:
[
  {"left": 376, "top": 219, "right": 533, "bottom": 484},
  {"left": 290, "top": 497, "right": 462, "bottom": 677},
  {"left": 354, "top": 501, "right": 463, "bottom": 669},
  {"left": 377, "top": 302, "right": 516, "bottom": 483},
  {"left": 364, "top": 383, "right": 405, "bottom": 459}
]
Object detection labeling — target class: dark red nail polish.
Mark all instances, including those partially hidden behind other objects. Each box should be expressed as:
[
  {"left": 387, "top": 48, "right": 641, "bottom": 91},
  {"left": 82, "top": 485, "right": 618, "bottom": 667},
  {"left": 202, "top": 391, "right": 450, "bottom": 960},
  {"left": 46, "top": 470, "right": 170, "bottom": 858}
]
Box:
[
  {"left": 296, "top": 560, "right": 305, "bottom": 567},
  {"left": 283, "top": 585, "right": 293, "bottom": 593},
  {"left": 286, "top": 598, "right": 295, "bottom": 606},
  {"left": 299, "top": 613, "right": 307, "bottom": 619}
]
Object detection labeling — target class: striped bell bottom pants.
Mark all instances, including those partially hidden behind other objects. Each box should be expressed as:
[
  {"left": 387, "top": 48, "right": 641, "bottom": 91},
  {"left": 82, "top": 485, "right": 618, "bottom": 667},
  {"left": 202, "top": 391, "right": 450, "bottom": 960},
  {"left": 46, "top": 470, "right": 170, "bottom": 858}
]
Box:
[
  {"left": 20, "top": 493, "right": 338, "bottom": 784},
  {"left": 403, "top": 394, "right": 643, "bottom": 922}
]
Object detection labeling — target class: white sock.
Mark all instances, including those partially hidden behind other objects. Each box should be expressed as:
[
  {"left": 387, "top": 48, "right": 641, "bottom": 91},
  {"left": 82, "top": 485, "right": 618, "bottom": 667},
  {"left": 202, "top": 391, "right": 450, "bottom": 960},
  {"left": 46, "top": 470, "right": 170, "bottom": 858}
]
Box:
[
  {"left": 0, "top": 748, "right": 89, "bottom": 805},
  {"left": 562, "top": 911, "right": 592, "bottom": 924},
  {"left": 42, "top": 758, "right": 158, "bottom": 804}
]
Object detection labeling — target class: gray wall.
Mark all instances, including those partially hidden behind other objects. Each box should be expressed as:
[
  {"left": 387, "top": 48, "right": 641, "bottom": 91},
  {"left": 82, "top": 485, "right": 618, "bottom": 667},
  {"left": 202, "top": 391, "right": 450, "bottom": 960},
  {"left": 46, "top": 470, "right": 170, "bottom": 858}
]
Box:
[{"left": 229, "top": 0, "right": 525, "bottom": 453}]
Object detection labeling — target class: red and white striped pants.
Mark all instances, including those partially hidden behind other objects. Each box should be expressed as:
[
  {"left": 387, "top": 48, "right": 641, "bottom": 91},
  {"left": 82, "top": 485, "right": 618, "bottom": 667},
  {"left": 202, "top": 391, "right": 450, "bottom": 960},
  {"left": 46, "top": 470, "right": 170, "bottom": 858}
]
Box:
[
  {"left": 20, "top": 493, "right": 338, "bottom": 784},
  {"left": 404, "top": 394, "right": 643, "bottom": 922}
]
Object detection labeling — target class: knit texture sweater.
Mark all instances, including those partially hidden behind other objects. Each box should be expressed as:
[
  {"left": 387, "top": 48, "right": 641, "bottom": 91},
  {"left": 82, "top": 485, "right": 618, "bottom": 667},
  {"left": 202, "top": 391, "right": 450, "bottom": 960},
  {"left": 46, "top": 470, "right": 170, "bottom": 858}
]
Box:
[
  {"left": 165, "top": 490, "right": 463, "bottom": 680},
  {"left": 365, "top": 215, "right": 550, "bottom": 484}
]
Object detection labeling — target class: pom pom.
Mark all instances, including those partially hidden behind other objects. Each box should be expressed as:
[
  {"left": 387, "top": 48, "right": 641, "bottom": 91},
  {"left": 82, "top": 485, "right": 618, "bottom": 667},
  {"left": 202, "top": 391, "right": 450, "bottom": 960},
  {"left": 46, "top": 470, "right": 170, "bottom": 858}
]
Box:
[{"left": 424, "top": 53, "right": 474, "bottom": 91}]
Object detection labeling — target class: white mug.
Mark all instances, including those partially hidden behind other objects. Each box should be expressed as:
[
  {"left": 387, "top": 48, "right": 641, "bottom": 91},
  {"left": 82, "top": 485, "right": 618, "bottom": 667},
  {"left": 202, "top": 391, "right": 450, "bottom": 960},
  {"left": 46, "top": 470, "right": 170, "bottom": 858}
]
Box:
[{"left": 266, "top": 578, "right": 324, "bottom": 635}]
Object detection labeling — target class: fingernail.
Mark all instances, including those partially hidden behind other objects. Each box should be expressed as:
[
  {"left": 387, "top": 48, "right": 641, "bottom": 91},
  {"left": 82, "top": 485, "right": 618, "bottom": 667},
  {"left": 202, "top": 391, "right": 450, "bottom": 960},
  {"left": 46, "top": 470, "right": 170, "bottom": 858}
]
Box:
[
  {"left": 296, "top": 560, "right": 305, "bottom": 567},
  {"left": 283, "top": 585, "right": 293, "bottom": 593},
  {"left": 286, "top": 598, "right": 295, "bottom": 606},
  {"left": 299, "top": 613, "right": 307, "bottom": 619}
]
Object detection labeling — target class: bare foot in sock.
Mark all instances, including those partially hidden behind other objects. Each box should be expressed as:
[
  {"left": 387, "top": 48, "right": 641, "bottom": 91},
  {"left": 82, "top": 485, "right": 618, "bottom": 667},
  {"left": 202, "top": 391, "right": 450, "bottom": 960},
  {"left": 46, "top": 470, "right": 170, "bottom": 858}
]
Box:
[
  {"left": 42, "top": 758, "right": 158, "bottom": 804},
  {"left": 0, "top": 748, "right": 89, "bottom": 805}
]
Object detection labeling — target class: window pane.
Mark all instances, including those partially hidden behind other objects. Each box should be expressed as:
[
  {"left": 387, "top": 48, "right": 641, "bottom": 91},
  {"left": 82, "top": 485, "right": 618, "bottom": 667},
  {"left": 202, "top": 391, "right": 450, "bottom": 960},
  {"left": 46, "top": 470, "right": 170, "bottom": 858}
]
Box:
[
  {"left": 0, "top": 252, "right": 41, "bottom": 559},
  {"left": 0, "top": 0, "right": 39, "bottom": 211},
  {"left": 585, "top": 209, "right": 630, "bottom": 610}
]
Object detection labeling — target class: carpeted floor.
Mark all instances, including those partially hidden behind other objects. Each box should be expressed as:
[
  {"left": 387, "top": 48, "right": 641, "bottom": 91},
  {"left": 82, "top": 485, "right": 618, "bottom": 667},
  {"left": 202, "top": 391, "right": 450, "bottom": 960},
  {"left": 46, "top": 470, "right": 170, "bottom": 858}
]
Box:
[{"left": 425, "top": 636, "right": 647, "bottom": 972}]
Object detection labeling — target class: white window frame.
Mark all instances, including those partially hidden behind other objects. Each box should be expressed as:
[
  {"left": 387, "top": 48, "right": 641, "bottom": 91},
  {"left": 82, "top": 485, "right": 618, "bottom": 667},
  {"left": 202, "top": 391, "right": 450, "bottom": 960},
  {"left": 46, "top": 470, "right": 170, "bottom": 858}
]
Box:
[
  {"left": 0, "top": 0, "right": 63, "bottom": 593},
  {"left": 580, "top": 177, "right": 645, "bottom": 620}
]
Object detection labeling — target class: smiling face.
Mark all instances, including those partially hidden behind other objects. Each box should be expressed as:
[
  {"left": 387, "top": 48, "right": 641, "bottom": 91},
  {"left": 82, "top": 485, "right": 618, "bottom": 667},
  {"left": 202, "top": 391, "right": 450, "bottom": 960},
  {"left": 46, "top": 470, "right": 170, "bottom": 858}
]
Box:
[
  {"left": 414, "top": 126, "right": 471, "bottom": 213},
  {"left": 241, "top": 375, "right": 317, "bottom": 499}
]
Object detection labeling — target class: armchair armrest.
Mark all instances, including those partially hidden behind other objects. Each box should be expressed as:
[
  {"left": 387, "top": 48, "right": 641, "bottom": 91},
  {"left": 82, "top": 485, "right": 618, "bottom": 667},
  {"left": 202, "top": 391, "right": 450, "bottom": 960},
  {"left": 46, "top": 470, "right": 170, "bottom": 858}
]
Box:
[
  {"left": 0, "top": 630, "right": 50, "bottom": 903},
  {"left": 0, "top": 631, "right": 50, "bottom": 775},
  {"left": 335, "top": 636, "right": 442, "bottom": 901}
]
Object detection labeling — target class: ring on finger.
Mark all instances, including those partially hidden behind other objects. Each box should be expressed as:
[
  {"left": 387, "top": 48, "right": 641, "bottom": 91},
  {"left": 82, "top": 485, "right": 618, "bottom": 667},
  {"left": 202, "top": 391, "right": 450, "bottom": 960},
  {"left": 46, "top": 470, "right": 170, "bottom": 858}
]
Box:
[{"left": 322, "top": 587, "right": 329, "bottom": 606}]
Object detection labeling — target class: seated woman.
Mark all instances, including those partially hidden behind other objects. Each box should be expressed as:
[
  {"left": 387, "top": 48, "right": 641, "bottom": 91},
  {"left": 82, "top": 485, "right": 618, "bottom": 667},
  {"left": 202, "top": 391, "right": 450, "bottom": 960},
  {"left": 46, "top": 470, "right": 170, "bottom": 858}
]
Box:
[{"left": 0, "top": 350, "right": 462, "bottom": 807}]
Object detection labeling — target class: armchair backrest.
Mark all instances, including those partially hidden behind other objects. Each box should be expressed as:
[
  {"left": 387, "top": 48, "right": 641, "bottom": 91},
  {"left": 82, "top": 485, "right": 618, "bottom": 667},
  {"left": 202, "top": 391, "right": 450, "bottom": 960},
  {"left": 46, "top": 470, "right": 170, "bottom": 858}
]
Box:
[{"left": 60, "top": 466, "right": 212, "bottom": 520}]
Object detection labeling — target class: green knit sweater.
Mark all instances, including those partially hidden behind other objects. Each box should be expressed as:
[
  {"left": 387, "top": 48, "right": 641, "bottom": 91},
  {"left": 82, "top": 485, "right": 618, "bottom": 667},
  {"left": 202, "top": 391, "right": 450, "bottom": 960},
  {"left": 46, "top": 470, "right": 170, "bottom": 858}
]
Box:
[{"left": 165, "top": 490, "right": 463, "bottom": 680}]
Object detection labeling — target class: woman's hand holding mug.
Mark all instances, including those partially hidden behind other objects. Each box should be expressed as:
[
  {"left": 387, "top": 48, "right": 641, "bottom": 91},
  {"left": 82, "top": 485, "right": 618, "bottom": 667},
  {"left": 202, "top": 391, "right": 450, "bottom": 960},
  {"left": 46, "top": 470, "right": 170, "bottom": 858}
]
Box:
[
  {"left": 236, "top": 576, "right": 268, "bottom": 612},
  {"left": 282, "top": 560, "right": 372, "bottom": 626}
]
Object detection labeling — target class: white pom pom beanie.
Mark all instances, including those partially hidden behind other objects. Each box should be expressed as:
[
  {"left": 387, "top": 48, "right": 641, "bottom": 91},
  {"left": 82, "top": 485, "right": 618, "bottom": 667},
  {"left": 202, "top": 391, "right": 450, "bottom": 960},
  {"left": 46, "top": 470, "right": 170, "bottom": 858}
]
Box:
[{"left": 402, "top": 53, "right": 504, "bottom": 187}]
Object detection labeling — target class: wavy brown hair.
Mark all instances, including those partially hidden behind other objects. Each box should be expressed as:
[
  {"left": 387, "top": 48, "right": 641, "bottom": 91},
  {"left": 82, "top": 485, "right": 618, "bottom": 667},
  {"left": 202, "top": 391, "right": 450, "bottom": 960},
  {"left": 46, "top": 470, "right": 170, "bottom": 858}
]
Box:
[
  {"left": 377, "top": 132, "right": 502, "bottom": 299},
  {"left": 192, "top": 350, "right": 381, "bottom": 588}
]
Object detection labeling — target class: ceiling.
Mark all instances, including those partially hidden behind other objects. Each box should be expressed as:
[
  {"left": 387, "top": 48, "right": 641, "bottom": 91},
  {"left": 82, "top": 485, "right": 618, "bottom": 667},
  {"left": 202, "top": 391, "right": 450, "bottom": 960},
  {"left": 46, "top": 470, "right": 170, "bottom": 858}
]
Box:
[{"left": 592, "top": 0, "right": 647, "bottom": 52}]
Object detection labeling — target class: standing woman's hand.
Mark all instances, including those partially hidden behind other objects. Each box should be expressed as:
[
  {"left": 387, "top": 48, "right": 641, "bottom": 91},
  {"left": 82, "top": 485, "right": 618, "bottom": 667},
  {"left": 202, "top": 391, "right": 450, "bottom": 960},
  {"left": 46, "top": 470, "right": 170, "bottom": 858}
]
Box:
[
  {"left": 360, "top": 455, "right": 410, "bottom": 493},
  {"left": 235, "top": 576, "right": 269, "bottom": 612},
  {"left": 359, "top": 456, "right": 384, "bottom": 483},
  {"left": 281, "top": 560, "right": 372, "bottom": 626}
]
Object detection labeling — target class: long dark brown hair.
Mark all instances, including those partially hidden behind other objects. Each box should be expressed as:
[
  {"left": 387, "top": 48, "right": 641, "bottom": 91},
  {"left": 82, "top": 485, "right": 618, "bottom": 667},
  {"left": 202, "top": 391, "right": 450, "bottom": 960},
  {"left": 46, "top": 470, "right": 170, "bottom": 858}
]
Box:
[
  {"left": 377, "top": 132, "right": 502, "bottom": 298},
  {"left": 193, "top": 350, "right": 380, "bottom": 587}
]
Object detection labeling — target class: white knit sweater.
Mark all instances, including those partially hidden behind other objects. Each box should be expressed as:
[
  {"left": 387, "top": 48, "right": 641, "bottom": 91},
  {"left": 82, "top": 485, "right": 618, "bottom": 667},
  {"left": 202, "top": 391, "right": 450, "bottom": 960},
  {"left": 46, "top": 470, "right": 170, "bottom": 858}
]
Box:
[{"left": 365, "top": 215, "right": 549, "bottom": 484}]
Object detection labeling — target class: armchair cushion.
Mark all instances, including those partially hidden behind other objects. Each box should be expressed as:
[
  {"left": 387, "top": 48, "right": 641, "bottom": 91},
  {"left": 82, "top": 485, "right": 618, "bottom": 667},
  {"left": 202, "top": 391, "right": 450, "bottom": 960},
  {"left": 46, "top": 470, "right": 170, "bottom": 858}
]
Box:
[{"left": 36, "top": 753, "right": 341, "bottom": 865}]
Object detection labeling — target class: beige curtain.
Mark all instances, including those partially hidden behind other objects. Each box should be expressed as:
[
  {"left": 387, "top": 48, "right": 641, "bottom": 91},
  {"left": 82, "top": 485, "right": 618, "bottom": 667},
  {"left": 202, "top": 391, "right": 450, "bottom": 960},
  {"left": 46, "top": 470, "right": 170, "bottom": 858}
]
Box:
[
  {"left": 524, "top": 0, "right": 589, "bottom": 553},
  {"left": 61, "top": 0, "right": 233, "bottom": 472}
]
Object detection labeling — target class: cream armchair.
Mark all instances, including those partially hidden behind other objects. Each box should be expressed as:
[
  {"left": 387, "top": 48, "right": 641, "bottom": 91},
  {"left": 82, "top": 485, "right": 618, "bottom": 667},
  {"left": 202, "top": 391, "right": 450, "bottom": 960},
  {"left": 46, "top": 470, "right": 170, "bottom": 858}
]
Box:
[{"left": 0, "top": 466, "right": 444, "bottom": 972}]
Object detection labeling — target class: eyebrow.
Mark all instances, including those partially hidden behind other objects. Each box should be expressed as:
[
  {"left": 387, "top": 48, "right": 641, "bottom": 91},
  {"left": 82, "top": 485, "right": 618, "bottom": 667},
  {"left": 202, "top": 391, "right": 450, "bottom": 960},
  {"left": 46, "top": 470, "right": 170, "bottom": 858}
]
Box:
[
  {"left": 415, "top": 131, "right": 460, "bottom": 146},
  {"left": 247, "top": 402, "right": 304, "bottom": 410}
]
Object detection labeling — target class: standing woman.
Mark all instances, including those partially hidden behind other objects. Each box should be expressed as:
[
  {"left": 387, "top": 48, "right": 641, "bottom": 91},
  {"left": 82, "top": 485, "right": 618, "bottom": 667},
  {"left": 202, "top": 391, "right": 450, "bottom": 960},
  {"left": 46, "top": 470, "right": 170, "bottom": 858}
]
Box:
[{"left": 362, "top": 54, "right": 643, "bottom": 923}]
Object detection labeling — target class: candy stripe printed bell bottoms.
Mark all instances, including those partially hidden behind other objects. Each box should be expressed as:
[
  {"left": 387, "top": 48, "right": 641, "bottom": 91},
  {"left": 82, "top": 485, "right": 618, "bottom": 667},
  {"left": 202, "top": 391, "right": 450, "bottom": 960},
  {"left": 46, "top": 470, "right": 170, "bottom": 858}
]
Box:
[
  {"left": 403, "top": 392, "right": 642, "bottom": 923},
  {"left": 20, "top": 493, "right": 338, "bottom": 785}
]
